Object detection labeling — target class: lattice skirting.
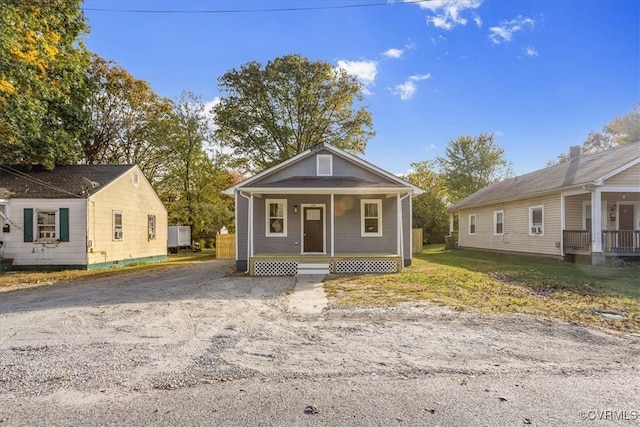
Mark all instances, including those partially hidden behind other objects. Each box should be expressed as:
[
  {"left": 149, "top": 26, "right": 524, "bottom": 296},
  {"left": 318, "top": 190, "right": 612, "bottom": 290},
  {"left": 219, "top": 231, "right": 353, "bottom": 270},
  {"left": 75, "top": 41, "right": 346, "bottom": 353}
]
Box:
[
  {"left": 253, "top": 260, "right": 298, "bottom": 276},
  {"left": 335, "top": 260, "right": 398, "bottom": 274}
]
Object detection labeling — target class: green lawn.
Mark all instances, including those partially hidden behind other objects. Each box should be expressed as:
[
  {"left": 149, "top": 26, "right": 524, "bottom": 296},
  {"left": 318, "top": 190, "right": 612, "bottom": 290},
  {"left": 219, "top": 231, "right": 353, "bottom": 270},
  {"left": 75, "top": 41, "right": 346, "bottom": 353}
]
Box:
[{"left": 324, "top": 245, "right": 640, "bottom": 333}]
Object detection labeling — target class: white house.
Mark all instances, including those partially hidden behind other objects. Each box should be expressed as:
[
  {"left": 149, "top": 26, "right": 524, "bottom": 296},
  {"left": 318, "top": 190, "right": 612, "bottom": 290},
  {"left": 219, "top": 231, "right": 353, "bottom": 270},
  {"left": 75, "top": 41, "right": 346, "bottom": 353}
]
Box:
[{"left": 0, "top": 164, "right": 168, "bottom": 270}]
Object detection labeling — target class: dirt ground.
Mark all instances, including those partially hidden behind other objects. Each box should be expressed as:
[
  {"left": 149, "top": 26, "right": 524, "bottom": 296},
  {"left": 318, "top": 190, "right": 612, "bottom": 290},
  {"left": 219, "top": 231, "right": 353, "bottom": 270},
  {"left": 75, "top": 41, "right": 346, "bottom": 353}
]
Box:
[{"left": 1, "top": 260, "right": 639, "bottom": 426}]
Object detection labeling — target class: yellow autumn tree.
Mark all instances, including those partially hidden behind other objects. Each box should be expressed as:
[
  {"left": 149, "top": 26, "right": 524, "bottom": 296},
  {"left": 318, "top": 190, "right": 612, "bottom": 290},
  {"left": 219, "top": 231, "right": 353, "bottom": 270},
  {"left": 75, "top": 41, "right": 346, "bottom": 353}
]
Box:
[{"left": 0, "top": 0, "right": 90, "bottom": 168}]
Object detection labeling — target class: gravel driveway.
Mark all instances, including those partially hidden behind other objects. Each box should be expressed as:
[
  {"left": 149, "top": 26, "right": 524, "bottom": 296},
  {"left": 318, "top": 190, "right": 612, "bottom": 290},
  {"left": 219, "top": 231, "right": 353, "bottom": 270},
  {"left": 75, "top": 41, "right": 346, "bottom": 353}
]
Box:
[{"left": 1, "top": 260, "right": 639, "bottom": 426}]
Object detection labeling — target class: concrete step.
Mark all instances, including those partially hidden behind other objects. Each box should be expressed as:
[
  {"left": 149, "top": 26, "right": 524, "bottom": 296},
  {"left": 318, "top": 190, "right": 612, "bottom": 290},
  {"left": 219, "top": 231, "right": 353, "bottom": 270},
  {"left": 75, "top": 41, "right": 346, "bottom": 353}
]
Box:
[{"left": 297, "top": 262, "right": 331, "bottom": 275}]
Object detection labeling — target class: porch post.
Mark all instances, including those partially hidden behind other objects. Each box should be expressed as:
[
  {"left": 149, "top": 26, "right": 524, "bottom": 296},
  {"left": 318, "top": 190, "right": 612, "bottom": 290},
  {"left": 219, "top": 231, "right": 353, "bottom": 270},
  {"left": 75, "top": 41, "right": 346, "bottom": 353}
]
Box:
[
  {"left": 560, "top": 192, "right": 565, "bottom": 255},
  {"left": 330, "top": 193, "right": 334, "bottom": 257},
  {"left": 397, "top": 193, "right": 402, "bottom": 259},
  {"left": 592, "top": 188, "right": 602, "bottom": 253},
  {"left": 249, "top": 194, "right": 254, "bottom": 257}
]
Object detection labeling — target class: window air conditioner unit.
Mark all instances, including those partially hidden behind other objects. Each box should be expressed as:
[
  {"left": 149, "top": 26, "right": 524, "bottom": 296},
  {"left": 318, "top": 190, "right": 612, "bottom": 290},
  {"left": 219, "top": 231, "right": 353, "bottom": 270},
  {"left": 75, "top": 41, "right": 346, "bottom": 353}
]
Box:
[{"left": 114, "top": 230, "right": 123, "bottom": 240}]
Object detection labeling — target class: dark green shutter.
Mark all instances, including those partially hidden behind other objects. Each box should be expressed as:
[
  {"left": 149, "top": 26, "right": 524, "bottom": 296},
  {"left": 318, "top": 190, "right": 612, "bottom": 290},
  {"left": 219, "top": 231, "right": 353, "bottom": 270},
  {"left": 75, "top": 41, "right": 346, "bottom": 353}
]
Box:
[
  {"left": 59, "top": 208, "right": 69, "bottom": 242},
  {"left": 23, "top": 208, "right": 33, "bottom": 242}
]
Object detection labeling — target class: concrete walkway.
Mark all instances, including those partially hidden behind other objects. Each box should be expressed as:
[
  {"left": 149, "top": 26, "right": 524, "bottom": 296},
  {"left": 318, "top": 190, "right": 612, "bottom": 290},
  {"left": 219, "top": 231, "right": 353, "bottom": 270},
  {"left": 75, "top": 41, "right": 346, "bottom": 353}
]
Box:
[{"left": 288, "top": 274, "right": 328, "bottom": 314}]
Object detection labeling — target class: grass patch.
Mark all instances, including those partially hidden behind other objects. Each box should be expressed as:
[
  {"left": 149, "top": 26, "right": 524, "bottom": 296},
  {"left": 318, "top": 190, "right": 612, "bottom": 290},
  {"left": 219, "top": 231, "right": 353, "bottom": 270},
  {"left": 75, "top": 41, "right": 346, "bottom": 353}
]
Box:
[
  {"left": 324, "top": 245, "right": 640, "bottom": 333},
  {"left": 0, "top": 249, "right": 216, "bottom": 292}
]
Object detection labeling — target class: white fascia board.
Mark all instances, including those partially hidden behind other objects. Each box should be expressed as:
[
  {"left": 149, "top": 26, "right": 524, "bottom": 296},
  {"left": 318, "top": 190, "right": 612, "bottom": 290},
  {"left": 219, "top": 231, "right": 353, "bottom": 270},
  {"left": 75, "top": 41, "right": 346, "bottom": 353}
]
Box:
[
  {"left": 321, "top": 144, "right": 424, "bottom": 195},
  {"left": 239, "top": 186, "right": 413, "bottom": 195},
  {"left": 593, "top": 157, "right": 640, "bottom": 186},
  {"left": 223, "top": 147, "right": 315, "bottom": 195}
]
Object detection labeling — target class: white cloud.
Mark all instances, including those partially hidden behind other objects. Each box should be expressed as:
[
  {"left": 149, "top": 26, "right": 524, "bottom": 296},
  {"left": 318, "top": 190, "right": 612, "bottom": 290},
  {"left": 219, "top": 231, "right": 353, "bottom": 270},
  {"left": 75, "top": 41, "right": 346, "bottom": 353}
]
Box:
[
  {"left": 336, "top": 59, "right": 378, "bottom": 89},
  {"left": 406, "top": 0, "right": 483, "bottom": 30},
  {"left": 383, "top": 48, "right": 404, "bottom": 59},
  {"left": 524, "top": 46, "right": 538, "bottom": 57},
  {"left": 473, "top": 15, "right": 483, "bottom": 27},
  {"left": 393, "top": 73, "right": 431, "bottom": 100},
  {"left": 489, "top": 16, "right": 535, "bottom": 44}
]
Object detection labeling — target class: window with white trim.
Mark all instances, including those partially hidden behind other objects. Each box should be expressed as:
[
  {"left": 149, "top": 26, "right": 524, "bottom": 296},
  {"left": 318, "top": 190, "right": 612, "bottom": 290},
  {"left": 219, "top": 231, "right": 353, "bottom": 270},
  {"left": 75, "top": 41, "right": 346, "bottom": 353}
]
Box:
[
  {"left": 468, "top": 214, "right": 476, "bottom": 235},
  {"left": 148, "top": 214, "right": 156, "bottom": 241},
  {"left": 37, "top": 210, "right": 57, "bottom": 240},
  {"left": 361, "top": 199, "right": 382, "bottom": 237},
  {"left": 113, "top": 211, "right": 123, "bottom": 241},
  {"left": 583, "top": 203, "right": 592, "bottom": 232},
  {"left": 266, "top": 199, "right": 287, "bottom": 237},
  {"left": 494, "top": 211, "right": 504, "bottom": 235},
  {"left": 317, "top": 154, "right": 333, "bottom": 176},
  {"left": 529, "top": 205, "right": 543, "bottom": 235}
]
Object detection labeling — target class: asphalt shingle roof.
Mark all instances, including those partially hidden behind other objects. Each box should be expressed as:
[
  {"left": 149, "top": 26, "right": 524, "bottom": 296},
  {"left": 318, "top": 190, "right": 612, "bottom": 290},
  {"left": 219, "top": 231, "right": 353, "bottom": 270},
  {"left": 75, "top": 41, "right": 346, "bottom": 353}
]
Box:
[
  {"left": 449, "top": 141, "right": 640, "bottom": 210},
  {"left": 0, "top": 164, "right": 135, "bottom": 199}
]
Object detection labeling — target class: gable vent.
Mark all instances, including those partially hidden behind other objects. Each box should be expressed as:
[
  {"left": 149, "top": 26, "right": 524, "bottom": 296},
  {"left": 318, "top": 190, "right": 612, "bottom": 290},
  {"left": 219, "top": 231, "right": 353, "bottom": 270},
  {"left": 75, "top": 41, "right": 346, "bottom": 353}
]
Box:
[{"left": 317, "top": 154, "right": 333, "bottom": 176}]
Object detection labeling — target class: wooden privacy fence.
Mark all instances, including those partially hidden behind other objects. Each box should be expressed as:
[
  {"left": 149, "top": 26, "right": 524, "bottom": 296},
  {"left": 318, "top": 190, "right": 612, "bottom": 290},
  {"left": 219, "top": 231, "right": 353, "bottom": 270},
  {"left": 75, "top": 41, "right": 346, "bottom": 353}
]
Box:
[
  {"left": 216, "top": 233, "right": 235, "bottom": 259},
  {"left": 412, "top": 228, "right": 423, "bottom": 254}
]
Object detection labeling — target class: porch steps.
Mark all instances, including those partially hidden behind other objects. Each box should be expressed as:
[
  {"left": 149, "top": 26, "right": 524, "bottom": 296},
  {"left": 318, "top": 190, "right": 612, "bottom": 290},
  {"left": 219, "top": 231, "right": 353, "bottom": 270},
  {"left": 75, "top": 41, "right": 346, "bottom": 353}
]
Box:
[{"left": 296, "top": 262, "right": 331, "bottom": 275}]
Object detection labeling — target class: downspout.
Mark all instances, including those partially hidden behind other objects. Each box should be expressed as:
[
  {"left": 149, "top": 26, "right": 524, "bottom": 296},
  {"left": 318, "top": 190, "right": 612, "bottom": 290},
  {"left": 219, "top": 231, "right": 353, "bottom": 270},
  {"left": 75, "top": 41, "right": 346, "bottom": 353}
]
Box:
[{"left": 238, "top": 191, "right": 251, "bottom": 273}]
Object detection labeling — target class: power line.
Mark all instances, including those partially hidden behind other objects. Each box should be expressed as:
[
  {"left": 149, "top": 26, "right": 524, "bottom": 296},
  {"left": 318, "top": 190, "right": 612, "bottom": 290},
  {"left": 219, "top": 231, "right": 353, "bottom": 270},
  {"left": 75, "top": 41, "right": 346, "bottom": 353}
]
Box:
[
  {"left": 0, "top": 165, "right": 83, "bottom": 198},
  {"left": 82, "top": 0, "right": 431, "bottom": 14}
]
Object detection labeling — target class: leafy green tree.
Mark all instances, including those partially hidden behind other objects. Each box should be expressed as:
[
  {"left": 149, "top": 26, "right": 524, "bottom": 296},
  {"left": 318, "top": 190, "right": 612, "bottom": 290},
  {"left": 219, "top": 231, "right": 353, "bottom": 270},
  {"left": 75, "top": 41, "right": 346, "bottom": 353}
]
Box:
[
  {"left": 403, "top": 161, "right": 449, "bottom": 243},
  {"left": 548, "top": 103, "right": 640, "bottom": 165},
  {"left": 81, "top": 55, "right": 173, "bottom": 182},
  {"left": 155, "top": 92, "right": 235, "bottom": 238},
  {"left": 213, "top": 54, "right": 374, "bottom": 173},
  {"left": 0, "top": 0, "right": 90, "bottom": 168},
  {"left": 437, "top": 133, "right": 510, "bottom": 204}
]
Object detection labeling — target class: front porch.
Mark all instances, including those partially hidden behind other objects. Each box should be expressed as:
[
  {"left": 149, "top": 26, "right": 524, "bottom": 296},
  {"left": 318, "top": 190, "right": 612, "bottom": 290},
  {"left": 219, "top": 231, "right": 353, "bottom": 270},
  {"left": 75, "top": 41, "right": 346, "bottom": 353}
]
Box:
[
  {"left": 563, "top": 230, "right": 640, "bottom": 256},
  {"left": 250, "top": 253, "right": 402, "bottom": 276},
  {"left": 563, "top": 188, "right": 639, "bottom": 263}
]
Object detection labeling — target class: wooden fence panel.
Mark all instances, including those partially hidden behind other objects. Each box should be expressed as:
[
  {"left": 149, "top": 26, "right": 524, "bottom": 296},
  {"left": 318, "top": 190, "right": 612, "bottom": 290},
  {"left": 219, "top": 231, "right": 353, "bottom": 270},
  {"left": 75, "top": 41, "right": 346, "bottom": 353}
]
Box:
[
  {"left": 412, "top": 228, "right": 423, "bottom": 254},
  {"left": 216, "top": 233, "right": 235, "bottom": 259}
]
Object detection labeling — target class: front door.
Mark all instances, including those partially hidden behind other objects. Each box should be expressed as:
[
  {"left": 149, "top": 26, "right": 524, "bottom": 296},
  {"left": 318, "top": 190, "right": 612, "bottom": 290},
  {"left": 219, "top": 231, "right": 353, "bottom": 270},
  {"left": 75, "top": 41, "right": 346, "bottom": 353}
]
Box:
[
  {"left": 303, "top": 206, "right": 324, "bottom": 253},
  {"left": 619, "top": 204, "right": 634, "bottom": 249}
]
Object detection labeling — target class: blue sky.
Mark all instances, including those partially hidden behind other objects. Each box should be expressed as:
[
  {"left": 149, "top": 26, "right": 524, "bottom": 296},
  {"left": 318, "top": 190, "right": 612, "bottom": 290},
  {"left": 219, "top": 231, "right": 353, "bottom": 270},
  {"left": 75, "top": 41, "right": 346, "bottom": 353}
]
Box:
[{"left": 82, "top": 0, "right": 639, "bottom": 176}]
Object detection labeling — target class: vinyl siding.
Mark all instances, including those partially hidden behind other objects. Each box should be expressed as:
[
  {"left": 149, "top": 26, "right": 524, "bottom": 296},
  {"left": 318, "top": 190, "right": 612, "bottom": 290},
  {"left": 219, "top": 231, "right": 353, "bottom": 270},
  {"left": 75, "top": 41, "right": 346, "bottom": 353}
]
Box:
[
  {"left": 253, "top": 149, "right": 398, "bottom": 185},
  {"left": 3, "top": 199, "right": 87, "bottom": 266},
  {"left": 457, "top": 194, "right": 562, "bottom": 256},
  {"left": 564, "top": 194, "right": 590, "bottom": 230},
  {"left": 604, "top": 164, "right": 640, "bottom": 186},
  {"left": 87, "top": 167, "right": 167, "bottom": 267},
  {"left": 235, "top": 193, "right": 249, "bottom": 269},
  {"left": 248, "top": 193, "right": 399, "bottom": 255}
]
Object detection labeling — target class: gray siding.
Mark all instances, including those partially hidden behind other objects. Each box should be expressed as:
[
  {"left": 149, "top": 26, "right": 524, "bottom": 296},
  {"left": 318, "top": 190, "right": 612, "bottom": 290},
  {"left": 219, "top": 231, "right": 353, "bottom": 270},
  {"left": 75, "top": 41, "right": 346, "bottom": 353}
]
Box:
[
  {"left": 253, "top": 149, "right": 399, "bottom": 186},
  {"left": 253, "top": 194, "right": 332, "bottom": 254},
  {"left": 235, "top": 193, "right": 249, "bottom": 270},
  {"left": 334, "top": 194, "right": 398, "bottom": 254}
]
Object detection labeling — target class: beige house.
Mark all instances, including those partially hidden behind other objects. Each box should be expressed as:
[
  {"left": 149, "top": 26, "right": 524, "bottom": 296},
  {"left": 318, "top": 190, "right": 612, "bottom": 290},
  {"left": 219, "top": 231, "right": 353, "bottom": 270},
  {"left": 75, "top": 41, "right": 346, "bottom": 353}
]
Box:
[
  {"left": 0, "top": 164, "right": 167, "bottom": 270},
  {"left": 447, "top": 142, "right": 640, "bottom": 264}
]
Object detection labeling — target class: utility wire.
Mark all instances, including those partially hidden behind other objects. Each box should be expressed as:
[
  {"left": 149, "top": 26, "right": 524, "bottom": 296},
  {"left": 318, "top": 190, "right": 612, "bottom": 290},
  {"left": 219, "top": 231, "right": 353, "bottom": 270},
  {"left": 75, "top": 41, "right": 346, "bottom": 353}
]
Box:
[
  {"left": 0, "top": 165, "right": 83, "bottom": 198},
  {"left": 83, "top": 0, "right": 431, "bottom": 14}
]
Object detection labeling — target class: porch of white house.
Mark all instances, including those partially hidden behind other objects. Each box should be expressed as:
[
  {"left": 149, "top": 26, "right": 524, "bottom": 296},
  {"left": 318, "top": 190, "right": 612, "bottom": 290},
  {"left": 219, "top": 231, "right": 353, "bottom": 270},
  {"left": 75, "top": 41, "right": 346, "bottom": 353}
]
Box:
[{"left": 562, "top": 189, "right": 640, "bottom": 263}]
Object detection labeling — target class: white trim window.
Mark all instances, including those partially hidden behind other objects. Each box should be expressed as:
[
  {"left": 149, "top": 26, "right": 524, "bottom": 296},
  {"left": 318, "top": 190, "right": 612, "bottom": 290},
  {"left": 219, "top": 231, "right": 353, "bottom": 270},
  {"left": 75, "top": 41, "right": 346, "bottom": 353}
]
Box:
[
  {"left": 468, "top": 214, "right": 476, "bottom": 235},
  {"left": 494, "top": 210, "right": 504, "bottom": 235},
  {"left": 583, "top": 203, "right": 592, "bottom": 232},
  {"left": 316, "top": 154, "right": 333, "bottom": 176},
  {"left": 529, "top": 205, "right": 544, "bottom": 235},
  {"left": 113, "top": 211, "right": 124, "bottom": 241},
  {"left": 266, "top": 199, "right": 287, "bottom": 237},
  {"left": 37, "top": 210, "right": 57, "bottom": 240},
  {"left": 361, "top": 199, "right": 382, "bottom": 237},
  {"left": 148, "top": 214, "right": 156, "bottom": 241}
]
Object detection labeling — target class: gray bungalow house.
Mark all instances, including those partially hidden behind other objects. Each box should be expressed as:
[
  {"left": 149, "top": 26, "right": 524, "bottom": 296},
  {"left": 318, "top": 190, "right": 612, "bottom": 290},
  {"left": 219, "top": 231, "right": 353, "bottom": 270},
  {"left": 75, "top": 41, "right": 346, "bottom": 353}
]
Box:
[
  {"left": 447, "top": 142, "right": 640, "bottom": 264},
  {"left": 224, "top": 143, "right": 424, "bottom": 275}
]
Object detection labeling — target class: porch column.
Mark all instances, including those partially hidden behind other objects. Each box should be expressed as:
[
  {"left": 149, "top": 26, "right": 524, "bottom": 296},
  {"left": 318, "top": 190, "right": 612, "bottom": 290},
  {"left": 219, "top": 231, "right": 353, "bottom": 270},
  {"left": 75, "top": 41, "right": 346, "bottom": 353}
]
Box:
[
  {"left": 330, "top": 193, "right": 335, "bottom": 257},
  {"left": 592, "top": 188, "right": 603, "bottom": 253},
  {"left": 249, "top": 194, "right": 254, "bottom": 257}
]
